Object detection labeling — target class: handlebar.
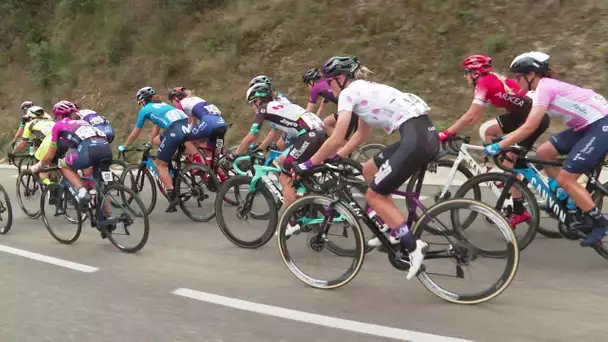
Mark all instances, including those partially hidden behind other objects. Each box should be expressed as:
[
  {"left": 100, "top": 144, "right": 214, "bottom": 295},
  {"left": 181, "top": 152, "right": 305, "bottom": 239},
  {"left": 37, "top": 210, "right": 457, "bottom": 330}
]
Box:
[
  {"left": 117, "top": 144, "right": 153, "bottom": 159},
  {"left": 441, "top": 135, "right": 471, "bottom": 155}
]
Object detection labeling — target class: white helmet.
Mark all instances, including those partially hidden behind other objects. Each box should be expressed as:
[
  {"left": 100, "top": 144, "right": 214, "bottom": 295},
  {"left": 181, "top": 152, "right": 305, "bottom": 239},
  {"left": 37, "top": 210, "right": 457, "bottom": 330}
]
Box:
[{"left": 25, "top": 106, "right": 44, "bottom": 119}]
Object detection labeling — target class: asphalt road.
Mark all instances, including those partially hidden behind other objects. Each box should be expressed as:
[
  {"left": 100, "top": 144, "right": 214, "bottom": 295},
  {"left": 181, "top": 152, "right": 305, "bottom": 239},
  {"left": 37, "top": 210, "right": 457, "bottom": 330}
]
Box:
[{"left": 1, "top": 166, "right": 607, "bottom": 342}]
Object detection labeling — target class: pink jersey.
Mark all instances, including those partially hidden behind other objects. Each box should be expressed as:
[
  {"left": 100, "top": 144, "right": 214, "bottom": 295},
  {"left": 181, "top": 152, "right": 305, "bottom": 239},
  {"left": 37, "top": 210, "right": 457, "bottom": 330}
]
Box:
[
  {"left": 534, "top": 78, "right": 608, "bottom": 130},
  {"left": 51, "top": 118, "right": 105, "bottom": 147}
]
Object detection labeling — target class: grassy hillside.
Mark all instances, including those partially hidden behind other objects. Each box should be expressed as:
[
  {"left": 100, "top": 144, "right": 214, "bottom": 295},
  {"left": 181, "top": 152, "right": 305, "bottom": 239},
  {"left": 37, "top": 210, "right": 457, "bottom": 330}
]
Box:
[{"left": 0, "top": 0, "right": 607, "bottom": 151}]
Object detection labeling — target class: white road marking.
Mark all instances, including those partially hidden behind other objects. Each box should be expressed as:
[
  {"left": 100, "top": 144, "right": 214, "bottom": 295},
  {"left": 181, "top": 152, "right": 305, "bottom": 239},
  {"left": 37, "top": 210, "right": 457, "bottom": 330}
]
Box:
[
  {"left": 172, "top": 288, "right": 472, "bottom": 342},
  {"left": 0, "top": 244, "right": 98, "bottom": 273}
]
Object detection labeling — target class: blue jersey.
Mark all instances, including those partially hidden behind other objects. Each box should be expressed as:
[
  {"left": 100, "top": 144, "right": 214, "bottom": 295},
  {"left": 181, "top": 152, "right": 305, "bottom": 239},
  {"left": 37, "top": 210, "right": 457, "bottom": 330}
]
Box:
[{"left": 135, "top": 102, "right": 188, "bottom": 129}]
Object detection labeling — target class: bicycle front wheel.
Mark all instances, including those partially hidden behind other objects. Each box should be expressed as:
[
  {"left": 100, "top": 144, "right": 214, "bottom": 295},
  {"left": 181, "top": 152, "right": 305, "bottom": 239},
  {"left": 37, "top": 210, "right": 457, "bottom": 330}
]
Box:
[
  {"left": 278, "top": 195, "right": 366, "bottom": 289},
  {"left": 16, "top": 170, "right": 42, "bottom": 219},
  {"left": 120, "top": 164, "right": 157, "bottom": 215},
  {"left": 101, "top": 183, "right": 150, "bottom": 253},
  {"left": 41, "top": 184, "right": 83, "bottom": 244},
  {"left": 0, "top": 184, "right": 13, "bottom": 234},
  {"left": 177, "top": 163, "right": 219, "bottom": 222},
  {"left": 412, "top": 198, "right": 519, "bottom": 305}
]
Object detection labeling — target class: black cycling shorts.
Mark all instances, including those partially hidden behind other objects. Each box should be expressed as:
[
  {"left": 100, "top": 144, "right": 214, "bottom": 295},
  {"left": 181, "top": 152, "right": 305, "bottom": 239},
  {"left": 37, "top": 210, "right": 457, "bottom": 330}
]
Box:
[
  {"left": 550, "top": 116, "right": 608, "bottom": 174},
  {"left": 496, "top": 99, "right": 550, "bottom": 150},
  {"left": 283, "top": 130, "right": 326, "bottom": 172},
  {"left": 371, "top": 115, "right": 439, "bottom": 195}
]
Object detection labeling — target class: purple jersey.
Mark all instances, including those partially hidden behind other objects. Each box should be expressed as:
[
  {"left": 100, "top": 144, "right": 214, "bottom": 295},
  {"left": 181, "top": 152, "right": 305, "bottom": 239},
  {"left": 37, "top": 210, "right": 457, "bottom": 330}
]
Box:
[
  {"left": 77, "top": 109, "right": 109, "bottom": 126},
  {"left": 309, "top": 79, "right": 338, "bottom": 104},
  {"left": 51, "top": 118, "right": 106, "bottom": 148}
]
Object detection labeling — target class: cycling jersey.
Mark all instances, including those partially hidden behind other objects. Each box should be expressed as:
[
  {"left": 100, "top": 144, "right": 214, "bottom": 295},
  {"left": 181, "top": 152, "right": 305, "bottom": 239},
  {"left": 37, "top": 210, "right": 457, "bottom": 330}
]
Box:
[
  {"left": 51, "top": 118, "right": 106, "bottom": 148},
  {"left": 19, "top": 113, "right": 52, "bottom": 128},
  {"left": 78, "top": 109, "right": 114, "bottom": 143},
  {"left": 135, "top": 102, "right": 188, "bottom": 129},
  {"left": 473, "top": 74, "right": 530, "bottom": 112},
  {"left": 534, "top": 78, "right": 608, "bottom": 131},
  {"left": 252, "top": 101, "right": 324, "bottom": 139},
  {"left": 23, "top": 119, "right": 54, "bottom": 143},
  {"left": 337, "top": 80, "right": 429, "bottom": 134},
  {"left": 309, "top": 80, "right": 338, "bottom": 104},
  {"left": 179, "top": 96, "right": 222, "bottom": 120}
]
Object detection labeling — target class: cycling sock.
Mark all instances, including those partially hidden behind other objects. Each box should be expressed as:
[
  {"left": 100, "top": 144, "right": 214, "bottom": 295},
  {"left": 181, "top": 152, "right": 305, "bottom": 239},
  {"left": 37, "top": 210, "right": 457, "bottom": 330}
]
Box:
[
  {"left": 394, "top": 222, "right": 416, "bottom": 252},
  {"left": 587, "top": 207, "right": 607, "bottom": 225},
  {"left": 513, "top": 197, "right": 525, "bottom": 215}
]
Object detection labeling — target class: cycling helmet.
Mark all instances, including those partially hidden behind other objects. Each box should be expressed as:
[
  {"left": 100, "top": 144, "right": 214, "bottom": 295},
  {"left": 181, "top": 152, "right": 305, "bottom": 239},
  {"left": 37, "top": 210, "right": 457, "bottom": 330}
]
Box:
[
  {"left": 246, "top": 83, "right": 273, "bottom": 103},
  {"left": 52, "top": 100, "right": 78, "bottom": 118},
  {"left": 321, "top": 56, "right": 360, "bottom": 78},
  {"left": 462, "top": 54, "right": 493, "bottom": 76},
  {"left": 509, "top": 52, "right": 550, "bottom": 74},
  {"left": 25, "top": 106, "right": 44, "bottom": 119},
  {"left": 20, "top": 101, "right": 33, "bottom": 114},
  {"left": 136, "top": 86, "right": 156, "bottom": 103},
  {"left": 248, "top": 75, "right": 272, "bottom": 88},
  {"left": 168, "top": 86, "right": 187, "bottom": 101},
  {"left": 302, "top": 68, "right": 321, "bottom": 84}
]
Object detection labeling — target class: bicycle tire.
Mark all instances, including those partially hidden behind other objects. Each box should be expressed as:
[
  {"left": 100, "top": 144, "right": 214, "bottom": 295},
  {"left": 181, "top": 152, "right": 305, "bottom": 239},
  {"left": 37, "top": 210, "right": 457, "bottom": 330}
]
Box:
[
  {"left": 352, "top": 143, "right": 386, "bottom": 163},
  {"left": 534, "top": 201, "right": 564, "bottom": 239},
  {"left": 102, "top": 183, "right": 150, "bottom": 253},
  {"left": 41, "top": 183, "right": 83, "bottom": 244},
  {"left": 412, "top": 198, "right": 519, "bottom": 304},
  {"left": 16, "top": 170, "right": 42, "bottom": 219},
  {"left": 0, "top": 184, "right": 13, "bottom": 234},
  {"left": 215, "top": 175, "right": 279, "bottom": 248},
  {"left": 451, "top": 172, "right": 539, "bottom": 252},
  {"left": 177, "top": 163, "right": 219, "bottom": 222},
  {"left": 406, "top": 159, "right": 479, "bottom": 233},
  {"left": 110, "top": 159, "right": 128, "bottom": 182},
  {"left": 17, "top": 155, "right": 35, "bottom": 174},
  {"left": 120, "top": 164, "right": 157, "bottom": 216},
  {"left": 277, "top": 194, "right": 366, "bottom": 289}
]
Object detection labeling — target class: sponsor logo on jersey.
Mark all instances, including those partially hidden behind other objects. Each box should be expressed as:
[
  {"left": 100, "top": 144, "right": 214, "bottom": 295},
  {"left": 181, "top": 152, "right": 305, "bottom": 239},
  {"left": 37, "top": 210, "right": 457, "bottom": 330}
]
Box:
[
  {"left": 280, "top": 118, "right": 299, "bottom": 128},
  {"left": 495, "top": 92, "right": 525, "bottom": 107}
]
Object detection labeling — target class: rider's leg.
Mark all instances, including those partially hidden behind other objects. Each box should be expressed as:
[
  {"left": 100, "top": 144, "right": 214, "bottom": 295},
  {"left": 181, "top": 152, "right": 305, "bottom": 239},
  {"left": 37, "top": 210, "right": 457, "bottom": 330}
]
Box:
[
  {"left": 479, "top": 118, "right": 501, "bottom": 143},
  {"left": 323, "top": 114, "right": 337, "bottom": 136},
  {"left": 155, "top": 128, "right": 183, "bottom": 208},
  {"left": 60, "top": 142, "right": 100, "bottom": 203}
]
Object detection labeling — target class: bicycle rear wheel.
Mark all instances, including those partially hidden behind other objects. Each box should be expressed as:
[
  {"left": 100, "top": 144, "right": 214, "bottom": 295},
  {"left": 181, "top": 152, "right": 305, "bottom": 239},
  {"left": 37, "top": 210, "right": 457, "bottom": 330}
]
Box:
[
  {"left": 41, "top": 184, "right": 83, "bottom": 244},
  {"left": 0, "top": 184, "right": 13, "bottom": 234},
  {"left": 177, "top": 163, "right": 219, "bottom": 222},
  {"left": 411, "top": 199, "right": 519, "bottom": 304},
  {"left": 120, "top": 164, "right": 157, "bottom": 215},
  {"left": 16, "top": 170, "right": 43, "bottom": 219}
]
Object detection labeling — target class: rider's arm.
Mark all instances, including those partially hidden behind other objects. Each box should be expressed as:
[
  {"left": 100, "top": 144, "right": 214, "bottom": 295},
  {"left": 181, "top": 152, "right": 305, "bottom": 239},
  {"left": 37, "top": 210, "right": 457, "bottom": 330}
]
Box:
[
  {"left": 259, "top": 128, "right": 281, "bottom": 151},
  {"left": 12, "top": 139, "right": 27, "bottom": 154},
  {"left": 12, "top": 126, "right": 24, "bottom": 144},
  {"left": 188, "top": 116, "right": 197, "bottom": 131},
  {"left": 40, "top": 125, "right": 61, "bottom": 166},
  {"left": 124, "top": 128, "right": 142, "bottom": 148},
  {"left": 236, "top": 111, "right": 266, "bottom": 154},
  {"left": 149, "top": 124, "right": 160, "bottom": 141},
  {"left": 498, "top": 105, "right": 547, "bottom": 149},
  {"left": 310, "top": 110, "right": 366, "bottom": 164},
  {"left": 446, "top": 103, "right": 485, "bottom": 134},
  {"left": 124, "top": 109, "right": 148, "bottom": 147},
  {"left": 337, "top": 117, "right": 371, "bottom": 158},
  {"left": 305, "top": 89, "right": 319, "bottom": 113},
  {"left": 315, "top": 101, "right": 327, "bottom": 117}
]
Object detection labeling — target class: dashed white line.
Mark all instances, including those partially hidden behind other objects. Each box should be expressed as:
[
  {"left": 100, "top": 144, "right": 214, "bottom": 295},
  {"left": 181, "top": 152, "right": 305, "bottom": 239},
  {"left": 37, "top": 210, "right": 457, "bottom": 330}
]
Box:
[
  {"left": 172, "top": 288, "right": 472, "bottom": 342},
  {"left": 0, "top": 244, "right": 98, "bottom": 273}
]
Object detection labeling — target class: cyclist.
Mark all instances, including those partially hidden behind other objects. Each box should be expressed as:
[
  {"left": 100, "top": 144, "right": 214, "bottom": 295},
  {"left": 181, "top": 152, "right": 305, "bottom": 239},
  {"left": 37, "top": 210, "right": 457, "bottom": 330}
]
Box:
[
  {"left": 292, "top": 55, "right": 437, "bottom": 280},
  {"left": 438, "top": 54, "right": 550, "bottom": 227},
  {"left": 233, "top": 82, "right": 325, "bottom": 230},
  {"left": 76, "top": 108, "right": 115, "bottom": 143},
  {"left": 12, "top": 106, "right": 55, "bottom": 181},
  {"left": 119, "top": 86, "right": 199, "bottom": 212},
  {"left": 485, "top": 51, "right": 608, "bottom": 246},
  {"left": 30, "top": 101, "right": 112, "bottom": 205},
  {"left": 167, "top": 87, "right": 224, "bottom": 165},
  {"left": 11, "top": 101, "right": 35, "bottom": 148}
]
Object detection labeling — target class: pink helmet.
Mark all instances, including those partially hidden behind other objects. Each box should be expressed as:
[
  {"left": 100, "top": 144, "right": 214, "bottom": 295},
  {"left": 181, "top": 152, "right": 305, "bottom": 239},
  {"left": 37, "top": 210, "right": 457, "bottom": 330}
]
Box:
[{"left": 52, "top": 100, "right": 78, "bottom": 119}]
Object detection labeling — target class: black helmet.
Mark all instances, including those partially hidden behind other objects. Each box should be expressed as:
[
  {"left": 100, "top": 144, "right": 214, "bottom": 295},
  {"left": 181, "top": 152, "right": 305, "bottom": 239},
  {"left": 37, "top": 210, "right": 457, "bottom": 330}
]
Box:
[
  {"left": 248, "top": 75, "right": 272, "bottom": 88},
  {"left": 168, "top": 87, "right": 187, "bottom": 101},
  {"left": 136, "top": 86, "right": 156, "bottom": 103},
  {"left": 321, "top": 55, "right": 360, "bottom": 78},
  {"left": 509, "top": 52, "right": 550, "bottom": 74},
  {"left": 246, "top": 83, "right": 273, "bottom": 103},
  {"left": 302, "top": 68, "right": 321, "bottom": 84}
]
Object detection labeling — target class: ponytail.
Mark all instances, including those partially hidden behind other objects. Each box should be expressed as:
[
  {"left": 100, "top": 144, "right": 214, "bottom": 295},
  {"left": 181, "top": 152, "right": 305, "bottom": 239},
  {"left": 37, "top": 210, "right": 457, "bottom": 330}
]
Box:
[
  {"left": 354, "top": 66, "right": 373, "bottom": 80},
  {"left": 491, "top": 72, "right": 517, "bottom": 95},
  {"left": 541, "top": 67, "right": 556, "bottom": 79}
]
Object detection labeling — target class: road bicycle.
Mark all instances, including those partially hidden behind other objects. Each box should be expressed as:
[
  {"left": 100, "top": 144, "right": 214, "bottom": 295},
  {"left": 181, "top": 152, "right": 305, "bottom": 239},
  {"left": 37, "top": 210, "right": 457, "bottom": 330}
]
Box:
[
  {"left": 119, "top": 142, "right": 219, "bottom": 222},
  {"left": 454, "top": 146, "right": 608, "bottom": 259},
  {"left": 276, "top": 154, "right": 519, "bottom": 305}
]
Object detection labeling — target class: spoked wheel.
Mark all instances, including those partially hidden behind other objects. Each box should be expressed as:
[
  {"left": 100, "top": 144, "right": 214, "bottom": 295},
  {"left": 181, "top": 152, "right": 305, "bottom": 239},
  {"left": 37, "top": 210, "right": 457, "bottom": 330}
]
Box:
[
  {"left": 41, "top": 183, "right": 83, "bottom": 244},
  {"left": 0, "top": 184, "right": 13, "bottom": 234},
  {"left": 351, "top": 143, "right": 386, "bottom": 163},
  {"left": 17, "top": 155, "right": 35, "bottom": 174},
  {"left": 16, "top": 170, "right": 43, "bottom": 219},
  {"left": 277, "top": 195, "right": 366, "bottom": 289},
  {"left": 100, "top": 183, "right": 150, "bottom": 253},
  {"left": 410, "top": 199, "right": 519, "bottom": 304},
  {"left": 451, "top": 172, "right": 539, "bottom": 253},
  {"left": 215, "top": 175, "right": 278, "bottom": 248},
  {"left": 177, "top": 163, "right": 219, "bottom": 222},
  {"left": 119, "top": 164, "right": 157, "bottom": 216}
]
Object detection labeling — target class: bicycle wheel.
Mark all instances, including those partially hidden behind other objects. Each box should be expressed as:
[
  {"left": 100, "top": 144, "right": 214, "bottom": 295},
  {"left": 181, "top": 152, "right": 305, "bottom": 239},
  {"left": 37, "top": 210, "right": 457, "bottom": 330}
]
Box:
[
  {"left": 411, "top": 199, "right": 519, "bottom": 304},
  {"left": 406, "top": 159, "right": 479, "bottom": 233},
  {"left": 120, "top": 164, "right": 157, "bottom": 215},
  {"left": 532, "top": 193, "right": 563, "bottom": 238},
  {"left": 215, "top": 175, "right": 278, "bottom": 248},
  {"left": 351, "top": 143, "right": 386, "bottom": 163},
  {"left": 101, "top": 183, "right": 150, "bottom": 253},
  {"left": 591, "top": 182, "right": 608, "bottom": 259},
  {"left": 0, "top": 184, "right": 13, "bottom": 234},
  {"left": 177, "top": 163, "right": 219, "bottom": 222},
  {"left": 17, "top": 155, "right": 35, "bottom": 173},
  {"left": 278, "top": 195, "right": 366, "bottom": 289},
  {"left": 16, "top": 170, "right": 43, "bottom": 219},
  {"left": 110, "top": 159, "right": 128, "bottom": 182},
  {"left": 41, "top": 183, "right": 83, "bottom": 244},
  {"left": 451, "top": 172, "right": 539, "bottom": 253}
]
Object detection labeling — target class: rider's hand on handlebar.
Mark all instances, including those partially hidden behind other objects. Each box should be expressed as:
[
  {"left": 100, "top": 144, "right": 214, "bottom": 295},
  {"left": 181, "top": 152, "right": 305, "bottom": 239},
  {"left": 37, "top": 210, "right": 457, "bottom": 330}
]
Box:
[
  {"left": 292, "top": 160, "right": 314, "bottom": 176},
  {"left": 483, "top": 143, "right": 501, "bottom": 156},
  {"left": 118, "top": 145, "right": 126, "bottom": 152},
  {"left": 325, "top": 153, "right": 341, "bottom": 163},
  {"left": 143, "top": 141, "right": 152, "bottom": 149},
  {"left": 438, "top": 129, "right": 455, "bottom": 142},
  {"left": 226, "top": 153, "right": 237, "bottom": 162}
]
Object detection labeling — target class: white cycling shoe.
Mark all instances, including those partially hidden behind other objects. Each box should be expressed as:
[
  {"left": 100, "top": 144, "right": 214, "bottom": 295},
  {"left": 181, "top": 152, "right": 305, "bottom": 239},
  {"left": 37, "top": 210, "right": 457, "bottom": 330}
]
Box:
[
  {"left": 285, "top": 223, "right": 301, "bottom": 237},
  {"left": 367, "top": 235, "right": 400, "bottom": 247},
  {"left": 406, "top": 240, "right": 429, "bottom": 280}
]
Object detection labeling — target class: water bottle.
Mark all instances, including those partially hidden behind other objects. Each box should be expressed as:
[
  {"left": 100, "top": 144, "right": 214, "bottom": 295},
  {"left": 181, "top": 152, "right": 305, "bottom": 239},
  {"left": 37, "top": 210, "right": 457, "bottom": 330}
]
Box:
[{"left": 367, "top": 208, "right": 389, "bottom": 233}]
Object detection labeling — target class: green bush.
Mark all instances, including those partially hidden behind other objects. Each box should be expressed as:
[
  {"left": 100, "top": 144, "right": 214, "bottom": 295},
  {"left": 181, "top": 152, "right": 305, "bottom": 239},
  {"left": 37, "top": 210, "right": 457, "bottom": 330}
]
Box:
[{"left": 484, "top": 34, "right": 508, "bottom": 54}]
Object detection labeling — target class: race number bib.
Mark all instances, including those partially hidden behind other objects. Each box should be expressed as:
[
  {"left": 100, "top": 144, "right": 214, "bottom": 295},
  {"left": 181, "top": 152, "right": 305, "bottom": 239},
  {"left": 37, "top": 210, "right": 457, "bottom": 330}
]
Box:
[
  {"left": 402, "top": 93, "right": 430, "bottom": 115},
  {"left": 204, "top": 104, "right": 222, "bottom": 116},
  {"left": 89, "top": 115, "right": 106, "bottom": 125},
  {"left": 74, "top": 125, "right": 99, "bottom": 140},
  {"left": 298, "top": 112, "right": 324, "bottom": 131},
  {"left": 166, "top": 109, "right": 187, "bottom": 123}
]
